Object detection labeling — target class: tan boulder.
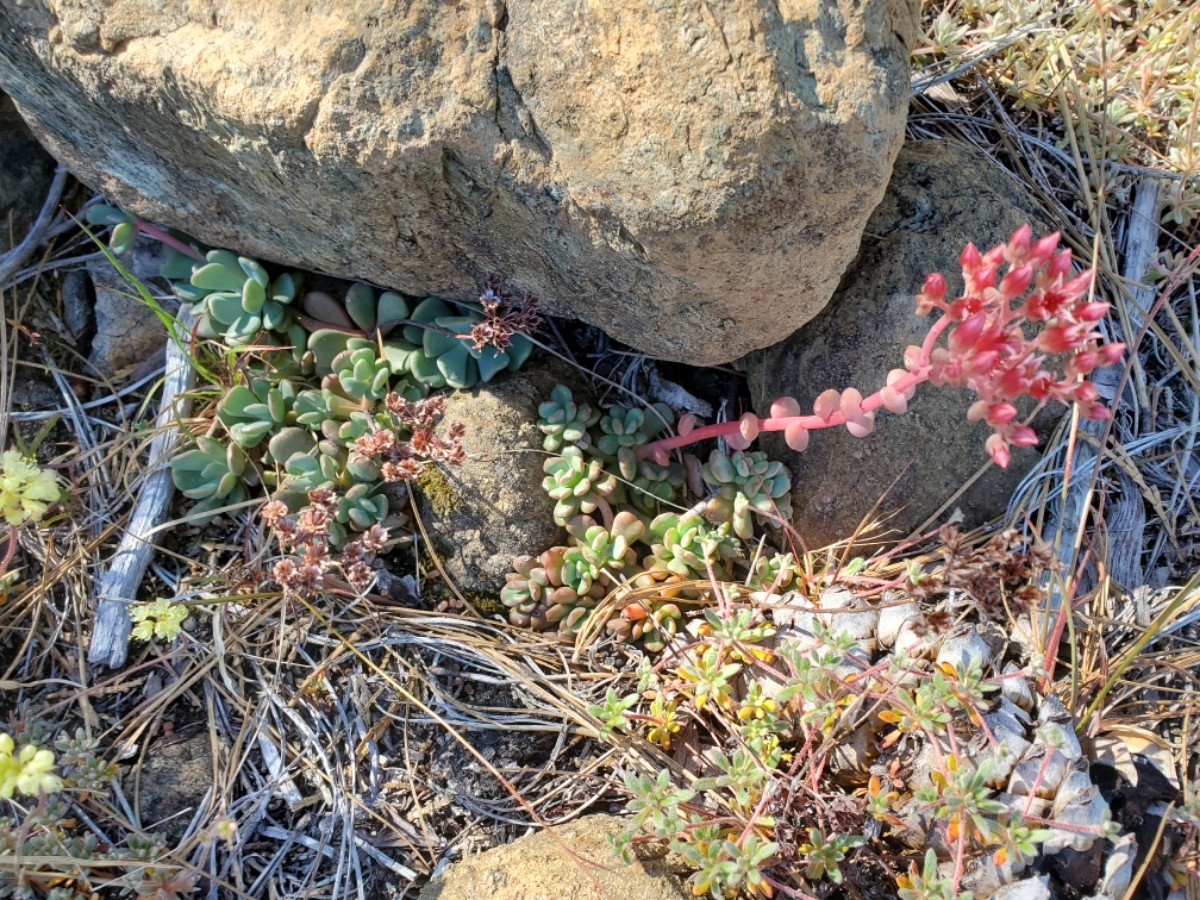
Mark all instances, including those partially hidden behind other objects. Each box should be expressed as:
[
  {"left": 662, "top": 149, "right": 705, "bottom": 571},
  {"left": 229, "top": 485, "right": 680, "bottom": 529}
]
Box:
[{"left": 0, "top": 0, "right": 917, "bottom": 364}]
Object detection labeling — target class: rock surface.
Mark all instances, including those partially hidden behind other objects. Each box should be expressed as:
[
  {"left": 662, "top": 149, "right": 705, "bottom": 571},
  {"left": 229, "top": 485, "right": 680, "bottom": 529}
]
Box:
[
  {"left": 415, "top": 358, "right": 572, "bottom": 594},
  {"left": 744, "top": 140, "right": 1058, "bottom": 547},
  {"left": 87, "top": 252, "right": 167, "bottom": 380},
  {"left": 0, "top": 91, "right": 55, "bottom": 249},
  {"left": 418, "top": 813, "right": 689, "bottom": 900},
  {"left": 0, "top": 0, "right": 917, "bottom": 365}
]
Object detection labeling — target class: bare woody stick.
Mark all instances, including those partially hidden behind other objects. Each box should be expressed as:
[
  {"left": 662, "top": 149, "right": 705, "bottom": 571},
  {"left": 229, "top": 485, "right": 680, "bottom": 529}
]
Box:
[{"left": 89, "top": 305, "right": 196, "bottom": 667}]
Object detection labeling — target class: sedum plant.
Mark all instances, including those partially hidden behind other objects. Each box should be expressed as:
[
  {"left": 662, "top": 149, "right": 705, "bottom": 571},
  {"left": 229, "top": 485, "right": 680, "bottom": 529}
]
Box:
[
  {"left": 701, "top": 449, "right": 792, "bottom": 540},
  {"left": 537, "top": 384, "right": 600, "bottom": 452},
  {"left": 217, "top": 377, "right": 299, "bottom": 448},
  {"left": 641, "top": 227, "right": 1124, "bottom": 470},
  {"left": 542, "top": 446, "right": 623, "bottom": 527}
]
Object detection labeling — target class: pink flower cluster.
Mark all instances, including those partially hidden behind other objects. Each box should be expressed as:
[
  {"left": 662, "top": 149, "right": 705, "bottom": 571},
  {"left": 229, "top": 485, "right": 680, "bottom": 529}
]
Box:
[{"left": 641, "top": 226, "right": 1125, "bottom": 468}]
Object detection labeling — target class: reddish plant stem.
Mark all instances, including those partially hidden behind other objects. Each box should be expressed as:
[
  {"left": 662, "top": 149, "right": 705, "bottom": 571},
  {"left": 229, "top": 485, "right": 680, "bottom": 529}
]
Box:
[
  {"left": 640, "top": 315, "right": 954, "bottom": 459},
  {"left": 135, "top": 220, "right": 207, "bottom": 262}
]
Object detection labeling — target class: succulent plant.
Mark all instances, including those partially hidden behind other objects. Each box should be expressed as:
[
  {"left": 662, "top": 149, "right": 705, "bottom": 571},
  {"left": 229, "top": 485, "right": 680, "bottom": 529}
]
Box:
[
  {"left": 607, "top": 599, "right": 683, "bottom": 652},
  {"left": 171, "top": 250, "right": 302, "bottom": 346},
  {"left": 501, "top": 547, "right": 606, "bottom": 633},
  {"left": 85, "top": 203, "right": 138, "bottom": 255},
  {"left": 537, "top": 384, "right": 600, "bottom": 452},
  {"left": 701, "top": 449, "right": 793, "bottom": 540},
  {"left": 747, "top": 551, "right": 801, "bottom": 594},
  {"left": 278, "top": 447, "right": 380, "bottom": 496},
  {"left": 170, "top": 435, "right": 249, "bottom": 520},
  {"left": 331, "top": 482, "right": 392, "bottom": 544},
  {"left": 542, "top": 446, "right": 623, "bottom": 526},
  {"left": 329, "top": 346, "right": 394, "bottom": 402},
  {"left": 643, "top": 513, "right": 740, "bottom": 581},
  {"left": 559, "top": 511, "right": 644, "bottom": 595},
  {"left": 217, "top": 377, "right": 298, "bottom": 448},
  {"left": 401, "top": 297, "right": 534, "bottom": 390},
  {"left": 294, "top": 386, "right": 367, "bottom": 429},
  {"left": 619, "top": 453, "right": 684, "bottom": 515},
  {"left": 594, "top": 403, "right": 675, "bottom": 459},
  {"left": 301, "top": 283, "right": 412, "bottom": 337}
]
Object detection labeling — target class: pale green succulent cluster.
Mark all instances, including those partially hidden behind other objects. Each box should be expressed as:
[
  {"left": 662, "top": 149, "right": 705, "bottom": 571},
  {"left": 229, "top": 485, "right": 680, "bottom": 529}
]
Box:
[
  {"left": 506, "top": 384, "right": 801, "bottom": 649},
  {"left": 141, "top": 226, "right": 536, "bottom": 536}
]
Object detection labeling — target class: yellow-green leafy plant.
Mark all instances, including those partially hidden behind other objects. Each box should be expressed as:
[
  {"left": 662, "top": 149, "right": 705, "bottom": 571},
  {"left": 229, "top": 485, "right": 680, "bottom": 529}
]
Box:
[
  {"left": 0, "top": 450, "right": 60, "bottom": 527},
  {"left": 0, "top": 732, "right": 62, "bottom": 799},
  {"left": 130, "top": 598, "right": 191, "bottom": 642}
]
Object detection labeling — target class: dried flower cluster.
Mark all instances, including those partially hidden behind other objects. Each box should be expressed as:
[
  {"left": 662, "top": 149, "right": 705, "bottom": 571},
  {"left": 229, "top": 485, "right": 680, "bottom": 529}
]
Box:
[
  {"left": 908, "top": 524, "right": 1054, "bottom": 624},
  {"left": 468, "top": 275, "right": 541, "bottom": 353},
  {"left": 641, "top": 226, "right": 1125, "bottom": 469},
  {"left": 262, "top": 488, "right": 389, "bottom": 595},
  {"left": 355, "top": 393, "right": 466, "bottom": 481}
]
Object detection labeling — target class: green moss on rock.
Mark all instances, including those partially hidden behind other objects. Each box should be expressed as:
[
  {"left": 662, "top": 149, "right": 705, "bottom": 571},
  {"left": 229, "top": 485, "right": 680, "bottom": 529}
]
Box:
[{"left": 416, "top": 463, "right": 462, "bottom": 516}]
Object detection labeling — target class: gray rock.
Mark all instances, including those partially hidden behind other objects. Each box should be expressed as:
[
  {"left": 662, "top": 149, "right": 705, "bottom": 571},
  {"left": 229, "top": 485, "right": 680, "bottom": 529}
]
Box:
[
  {"left": 414, "top": 359, "right": 571, "bottom": 593},
  {"left": 818, "top": 586, "right": 879, "bottom": 649},
  {"left": 743, "top": 140, "right": 1060, "bottom": 547},
  {"left": 0, "top": 0, "right": 920, "bottom": 366},
  {"left": 1008, "top": 743, "right": 1073, "bottom": 799},
  {"left": 1098, "top": 833, "right": 1136, "bottom": 899},
  {"left": 876, "top": 592, "right": 919, "bottom": 648},
  {"left": 936, "top": 625, "right": 995, "bottom": 672},
  {"left": 993, "top": 876, "right": 1052, "bottom": 900},
  {"left": 87, "top": 253, "right": 167, "bottom": 380}
]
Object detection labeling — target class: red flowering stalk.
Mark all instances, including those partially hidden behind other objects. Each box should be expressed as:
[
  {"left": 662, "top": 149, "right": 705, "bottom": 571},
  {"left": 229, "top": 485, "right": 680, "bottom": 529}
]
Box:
[{"left": 641, "top": 226, "right": 1125, "bottom": 468}]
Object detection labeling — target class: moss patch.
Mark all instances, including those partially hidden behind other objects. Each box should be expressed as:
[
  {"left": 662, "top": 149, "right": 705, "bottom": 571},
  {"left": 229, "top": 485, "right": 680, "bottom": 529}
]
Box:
[{"left": 415, "top": 463, "right": 462, "bottom": 516}]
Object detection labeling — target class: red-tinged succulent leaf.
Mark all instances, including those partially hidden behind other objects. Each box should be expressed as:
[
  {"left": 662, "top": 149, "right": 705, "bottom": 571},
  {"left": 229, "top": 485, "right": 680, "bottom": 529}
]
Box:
[
  {"left": 770, "top": 396, "right": 801, "bottom": 418},
  {"left": 880, "top": 385, "right": 907, "bottom": 415},
  {"left": 784, "top": 423, "right": 809, "bottom": 452},
  {"left": 739, "top": 412, "right": 760, "bottom": 442},
  {"left": 678, "top": 412, "right": 696, "bottom": 437},
  {"left": 725, "top": 430, "right": 752, "bottom": 451},
  {"left": 845, "top": 410, "right": 875, "bottom": 438},
  {"left": 813, "top": 389, "right": 840, "bottom": 421}
]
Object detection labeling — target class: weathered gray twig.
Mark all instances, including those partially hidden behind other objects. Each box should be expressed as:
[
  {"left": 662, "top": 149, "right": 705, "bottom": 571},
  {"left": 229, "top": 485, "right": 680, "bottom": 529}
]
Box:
[{"left": 89, "top": 305, "right": 196, "bottom": 667}]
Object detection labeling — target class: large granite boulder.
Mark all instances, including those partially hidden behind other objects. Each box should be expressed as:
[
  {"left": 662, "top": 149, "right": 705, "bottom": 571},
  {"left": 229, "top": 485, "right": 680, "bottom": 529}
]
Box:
[
  {"left": 0, "top": 0, "right": 917, "bottom": 365},
  {"left": 743, "top": 140, "right": 1060, "bottom": 548}
]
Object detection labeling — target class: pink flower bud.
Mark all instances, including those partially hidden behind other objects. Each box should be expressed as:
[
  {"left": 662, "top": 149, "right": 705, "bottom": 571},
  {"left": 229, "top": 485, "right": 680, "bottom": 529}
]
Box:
[
  {"left": 739, "top": 412, "right": 760, "bottom": 442},
  {"left": 1061, "top": 271, "right": 1094, "bottom": 301},
  {"left": 1048, "top": 250, "right": 1073, "bottom": 280},
  {"left": 999, "top": 264, "right": 1033, "bottom": 297},
  {"left": 986, "top": 402, "right": 1018, "bottom": 424},
  {"left": 967, "top": 350, "right": 999, "bottom": 374},
  {"left": 961, "top": 242, "right": 982, "bottom": 272},
  {"left": 1006, "top": 224, "right": 1032, "bottom": 262},
  {"left": 1097, "top": 342, "right": 1126, "bottom": 366},
  {"left": 923, "top": 273, "right": 947, "bottom": 302},
  {"left": 986, "top": 434, "right": 1011, "bottom": 468},
  {"left": 1030, "top": 232, "right": 1060, "bottom": 267},
  {"left": 784, "top": 423, "right": 809, "bottom": 452},
  {"left": 813, "top": 389, "right": 841, "bottom": 422},
  {"left": 1010, "top": 425, "right": 1039, "bottom": 447},
  {"left": 1075, "top": 301, "right": 1109, "bottom": 321},
  {"left": 770, "top": 396, "right": 801, "bottom": 418},
  {"left": 967, "top": 400, "right": 989, "bottom": 422},
  {"left": 949, "top": 312, "right": 986, "bottom": 352},
  {"left": 1082, "top": 402, "right": 1111, "bottom": 420},
  {"left": 1070, "top": 351, "right": 1097, "bottom": 374}
]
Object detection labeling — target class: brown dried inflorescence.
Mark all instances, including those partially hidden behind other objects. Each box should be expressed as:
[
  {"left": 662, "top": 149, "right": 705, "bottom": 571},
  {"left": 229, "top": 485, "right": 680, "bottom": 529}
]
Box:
[
  {"left": 469, "top": 275, "right": 541, "bottom": 353},
  {"left": 260, "top": 488, "right": 390, "bottom": 596},
  {"left": 909, "top": 524, "right": 1054, "bottom": 624},
  {"left": 361, "top": 393, "right": 466, "bottom": 480}
]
